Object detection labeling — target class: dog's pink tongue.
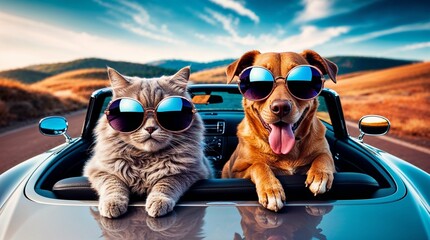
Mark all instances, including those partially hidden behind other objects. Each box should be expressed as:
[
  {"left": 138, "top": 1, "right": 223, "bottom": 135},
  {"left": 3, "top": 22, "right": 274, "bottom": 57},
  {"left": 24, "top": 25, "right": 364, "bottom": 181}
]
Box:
[{"left": 269, "top": 123, "right": 295, "bottom": 155}]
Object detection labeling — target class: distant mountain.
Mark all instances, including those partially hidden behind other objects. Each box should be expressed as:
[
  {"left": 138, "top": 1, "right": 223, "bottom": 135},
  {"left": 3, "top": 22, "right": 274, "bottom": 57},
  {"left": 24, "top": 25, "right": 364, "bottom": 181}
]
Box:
[
  {"left": 148, "top": 56, "right": 418, "bottom": 75},
  {"left": 327, "top": 56, "right": 417, "bottom": 75},
  {"left": 147, "top": 59, "right": 235, "bottom": 72},
  {"left": 25, "top": 58, "right": 177, "bottom": 76},
  {"left": 1, "top": 56, "right": 419, "bottom": 84},
  {"left": 0, "top": 58, "right": 177, "bottom": 83},
  {"left": 189, "top": 56, "right": 420, "bottom": 83}
]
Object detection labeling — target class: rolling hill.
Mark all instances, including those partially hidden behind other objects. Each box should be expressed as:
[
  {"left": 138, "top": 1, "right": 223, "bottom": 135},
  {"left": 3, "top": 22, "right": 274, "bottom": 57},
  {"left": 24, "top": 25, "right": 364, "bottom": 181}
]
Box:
[
  {"left": 0, "top": 69, "right": 52, "bottom": 84},
  {"left": 0, "top": 78, "right": 84, "bottom": 127},
  {"left": 32, "top": 68, "right": 110, "bottom": 102},
  {"left": 0, "top": 56, "right": 417, "bottom": 84},
  {"left": 189, "top": 61, "right": 430, "bottom": 146},
  {"left": 328, "top": 56, "right": 416, "bottom": 75},
  {"left": 0, "top": 67, "right": 112, "bottom": 127},
  {"left": 0, "top": 58, "right": 177, "bottom": 84},
  {"left": 190, "top": 66, "right": 227, "bottom": 83},
  {"left": 325, "top": 61, "right": 430, "bottom": 144},
  {"left": 187, "top": 56, "right": 418, "bottom": 83},
  {"left": 25, "top": 58, "right": 177, "bottom": 76},
  {"left": 0, "top": 55, "right": 428, "bottom": 148},
  {"left": 149, "top": 56, "right": 417, "bottom": 75}
]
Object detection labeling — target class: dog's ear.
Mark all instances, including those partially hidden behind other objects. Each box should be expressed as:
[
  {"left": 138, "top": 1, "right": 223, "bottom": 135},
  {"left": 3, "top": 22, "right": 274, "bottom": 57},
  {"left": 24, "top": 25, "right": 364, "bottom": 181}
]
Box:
[
  {"left": 301, "top": 50, "right": 338, "bottom": 83},
  {"left": 226, "top": 50, "right": 261, "bottom": 83}
]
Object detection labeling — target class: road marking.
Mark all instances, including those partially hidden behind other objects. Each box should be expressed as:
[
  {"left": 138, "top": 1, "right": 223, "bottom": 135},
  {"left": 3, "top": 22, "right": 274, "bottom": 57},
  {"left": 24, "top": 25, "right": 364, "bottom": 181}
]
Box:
[{"left": 345, "top": 121, "right": 430, "bottom": 155}]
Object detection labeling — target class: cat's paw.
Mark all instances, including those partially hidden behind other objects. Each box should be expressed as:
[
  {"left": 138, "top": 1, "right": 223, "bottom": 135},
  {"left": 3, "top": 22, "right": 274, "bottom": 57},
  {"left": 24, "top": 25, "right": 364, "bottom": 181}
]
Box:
[
  {"left": 146, "top": 211, "right": 177, "bottom": 231},
  {"left": 145, "top": 192, "right": 175, "bottom": 218},
  {"left": 98, "top": 197, "right": 128, "bottom": 218}
]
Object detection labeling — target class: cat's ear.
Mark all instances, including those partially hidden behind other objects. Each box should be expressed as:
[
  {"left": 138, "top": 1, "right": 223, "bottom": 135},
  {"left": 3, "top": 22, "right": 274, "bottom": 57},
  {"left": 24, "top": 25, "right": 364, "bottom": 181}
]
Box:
[
  {"left": 107, "top": 67, "right": 132, "bottom": 96},
  {"left": 107, "top": 67, "right": 132, "bottom": 88},
  {"left": 168, "top": 66, "right": 190, "bottom": 92}
]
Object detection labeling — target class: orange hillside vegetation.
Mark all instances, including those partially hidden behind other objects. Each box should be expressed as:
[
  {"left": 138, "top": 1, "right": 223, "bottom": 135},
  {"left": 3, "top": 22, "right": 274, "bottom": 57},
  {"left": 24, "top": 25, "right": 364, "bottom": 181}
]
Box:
[
  {"left": 325, "top": 62, "right": 430, "bottom": 142},
  {"left": 32, "top": 68, "right": 110, "bottom": 102},
  {"left": 0, "top": 78, "right": 84, "bottom": 127},
  {"left": 190, "top": 66, "right": 227, "bottom": 83}
]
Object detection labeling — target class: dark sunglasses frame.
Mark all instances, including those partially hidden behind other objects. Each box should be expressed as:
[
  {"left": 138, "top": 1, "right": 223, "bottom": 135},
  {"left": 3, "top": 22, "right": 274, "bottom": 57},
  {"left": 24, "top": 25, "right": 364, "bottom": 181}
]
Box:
[
  {"left": 237, "top": 65, "right": 325, "bottom": 101},
  {"left": 105, "top": 96, "right": 196, "bottom": 133}
]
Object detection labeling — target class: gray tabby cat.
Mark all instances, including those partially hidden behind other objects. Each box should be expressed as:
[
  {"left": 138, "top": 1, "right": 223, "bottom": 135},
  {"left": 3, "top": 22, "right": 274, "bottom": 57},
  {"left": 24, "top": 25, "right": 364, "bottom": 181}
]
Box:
[{"left": 84, "top": 66, "right": 212, "bottom": 218}]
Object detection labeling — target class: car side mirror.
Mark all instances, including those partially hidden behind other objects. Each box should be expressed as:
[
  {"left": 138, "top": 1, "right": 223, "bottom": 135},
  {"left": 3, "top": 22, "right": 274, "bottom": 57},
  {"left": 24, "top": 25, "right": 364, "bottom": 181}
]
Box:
[
  {"left": 358, "top": 115, "right": 390, "bottom": 142},
  {"left": 39, "top": 116, "right": 72, "bottom": 143}
]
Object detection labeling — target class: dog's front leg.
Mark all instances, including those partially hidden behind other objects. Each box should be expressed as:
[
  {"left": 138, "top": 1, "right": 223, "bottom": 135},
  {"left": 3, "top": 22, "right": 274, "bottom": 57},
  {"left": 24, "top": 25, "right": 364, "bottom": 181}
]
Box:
[
  {"left": 248, "top": 163, "right": 286, "bottom": 212},
  {"left": 305, "top": 153, "right": 335, "bottom": 196}
]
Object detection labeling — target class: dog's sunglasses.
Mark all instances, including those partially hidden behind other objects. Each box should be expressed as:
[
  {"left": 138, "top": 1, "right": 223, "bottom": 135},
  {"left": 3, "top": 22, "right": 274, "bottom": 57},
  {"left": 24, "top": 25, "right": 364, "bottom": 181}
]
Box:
[
  {"left": 105, "top": 96, "right": 196, "bottom": 133},
  {"left": 238, "top": 65, "right": 325, "bottom": 101}
]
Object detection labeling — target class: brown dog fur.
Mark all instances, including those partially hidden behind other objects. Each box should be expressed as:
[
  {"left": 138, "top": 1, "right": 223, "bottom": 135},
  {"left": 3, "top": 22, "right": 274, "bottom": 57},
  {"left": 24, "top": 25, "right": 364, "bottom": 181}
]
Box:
[{"left": 222, "top": 50, "right": 337, "bottom": 212}]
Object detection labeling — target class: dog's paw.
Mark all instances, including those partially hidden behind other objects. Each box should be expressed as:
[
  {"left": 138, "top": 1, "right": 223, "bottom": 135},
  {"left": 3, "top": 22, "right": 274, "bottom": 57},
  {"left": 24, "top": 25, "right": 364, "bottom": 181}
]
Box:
[
  {"left": 255, "top": 207, "right": 283, "bottom": 228},
  {"left": 256, "top": 179, "right": 285, "bottom": 212},
  {"left": 305, "top": 205, "right": 333, "bottom": 216},
  {"left": 98, "top": 196, "right": 128, "bottom": 218},
  {"left": 305, "top": 170, "right": 334, "bottom": 196},
  {"left": 146, "top": 192, "right": 175, "bottom": 218}
]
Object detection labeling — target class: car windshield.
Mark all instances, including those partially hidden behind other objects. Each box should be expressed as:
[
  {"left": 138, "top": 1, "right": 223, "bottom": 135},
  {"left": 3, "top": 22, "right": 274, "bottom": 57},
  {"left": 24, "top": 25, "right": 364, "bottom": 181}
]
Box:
[
  {"left": 317, "top": 95, "right": 331, "bottom": 125},
  {"left": 98, "top": 87, "right": 331, "bottom": 124},
  {"left": 191, "top": 90, "right": 243, "bottom": 111}
]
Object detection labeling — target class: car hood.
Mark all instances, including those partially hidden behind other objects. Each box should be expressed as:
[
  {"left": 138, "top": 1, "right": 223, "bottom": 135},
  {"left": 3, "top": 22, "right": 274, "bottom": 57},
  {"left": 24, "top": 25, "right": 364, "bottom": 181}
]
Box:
[{"left": 1, "top": 179, "right": 429, "bottom": 240}]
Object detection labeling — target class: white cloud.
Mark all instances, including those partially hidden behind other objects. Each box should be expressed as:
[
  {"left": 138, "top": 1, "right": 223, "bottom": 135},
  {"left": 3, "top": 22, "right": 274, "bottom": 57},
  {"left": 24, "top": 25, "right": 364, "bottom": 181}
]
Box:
[
  {"left": 346, "top": 22, "right": 430, "bottom": 43},
  {"left": 383, "top": 42, "right": 430, "bottom": 55},
  {"left": 274, "top": 25, "right": 349, "bottom": 51},
  {"left": 193, "top": 3, "right": 349, "bottom": 53},
  {"left": 195, "top": 22, "right": 349, "bottom": 54},
  {"left": 400, "top": 42, "right": 430, "bottom": 51},
  {"left": 296, "top": 0, "right": 332, "bottom": 23},
  {"left": 209, "top": 0, "right": 259, "bottom": 23},
  {"left": 119, "top": 23, "right": 182, "bottom": 44},
  {"left": 195, "top": 12, "right": 218, "bottom": 26},
  {"left": 197, "top": 9, "right": 266, "bottom": 48},
  {"left": 0, "top": 12, "right": 226, "bottom": 70},
  {"left": 94, "top": 0, "right": 177, "bottom": 44},
  {"left": 206, "top": 8, "right": 239, "bottom": 37},
  {"left": 295, "top": 0, "right": 376, "bottom": 23}
]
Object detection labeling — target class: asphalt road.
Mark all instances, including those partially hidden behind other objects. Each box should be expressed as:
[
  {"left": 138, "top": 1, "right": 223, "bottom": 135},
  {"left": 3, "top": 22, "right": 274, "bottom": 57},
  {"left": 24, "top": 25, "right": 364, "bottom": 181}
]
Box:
[
  {"left": 0, "top": 111, "right": 87, "bottom": 174},
  {"left": 0, "top": 112, "right": 429, "bottom": 174},
  {"left": 345, "top": 121, "right": 430, "bottom": 173}
]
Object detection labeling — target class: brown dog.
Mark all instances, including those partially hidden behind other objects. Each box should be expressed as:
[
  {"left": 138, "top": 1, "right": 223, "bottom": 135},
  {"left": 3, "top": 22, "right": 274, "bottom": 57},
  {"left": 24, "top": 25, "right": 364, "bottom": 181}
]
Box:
[{"left": 222, "top": 50, "right": 337, "bottom": 212}]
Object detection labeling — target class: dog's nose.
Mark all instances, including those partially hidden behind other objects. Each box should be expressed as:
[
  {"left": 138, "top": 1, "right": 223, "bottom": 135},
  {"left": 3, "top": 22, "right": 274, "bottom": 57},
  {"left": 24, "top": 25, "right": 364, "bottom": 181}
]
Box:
[{"left": 270, "top": 100, "right": 292, "bottom": 117}]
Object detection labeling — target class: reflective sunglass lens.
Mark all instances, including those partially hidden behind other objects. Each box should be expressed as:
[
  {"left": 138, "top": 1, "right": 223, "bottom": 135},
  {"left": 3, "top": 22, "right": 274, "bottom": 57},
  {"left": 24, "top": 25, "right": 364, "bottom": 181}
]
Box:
[
  {"left": 106, "top": 98, "right": 144, "bottom": 132},
  {"left": 156, "top": 97, "right": 194, "bottom": 132},
  {"left": 286, "top": 66, "right": 323, "bottom": 100},
  {"left": 239, "top": 67, "right": 274, "bottom": 101}
]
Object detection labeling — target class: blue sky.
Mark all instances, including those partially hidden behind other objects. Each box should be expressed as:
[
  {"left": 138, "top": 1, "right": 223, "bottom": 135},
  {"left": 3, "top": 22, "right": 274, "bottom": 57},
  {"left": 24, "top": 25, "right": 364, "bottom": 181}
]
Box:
[{"left": 0, "top": 0, "right": 429, "bottom": 70}]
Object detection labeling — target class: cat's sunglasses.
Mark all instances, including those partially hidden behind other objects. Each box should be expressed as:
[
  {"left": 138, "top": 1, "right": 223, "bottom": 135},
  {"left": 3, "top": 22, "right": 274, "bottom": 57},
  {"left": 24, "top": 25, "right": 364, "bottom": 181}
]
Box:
[
  {"left": 105, "top": 96, "right": 196, "bottom": 133},
  {"left": 238, "top": 65, "right": 325, "bottom": 101}
]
